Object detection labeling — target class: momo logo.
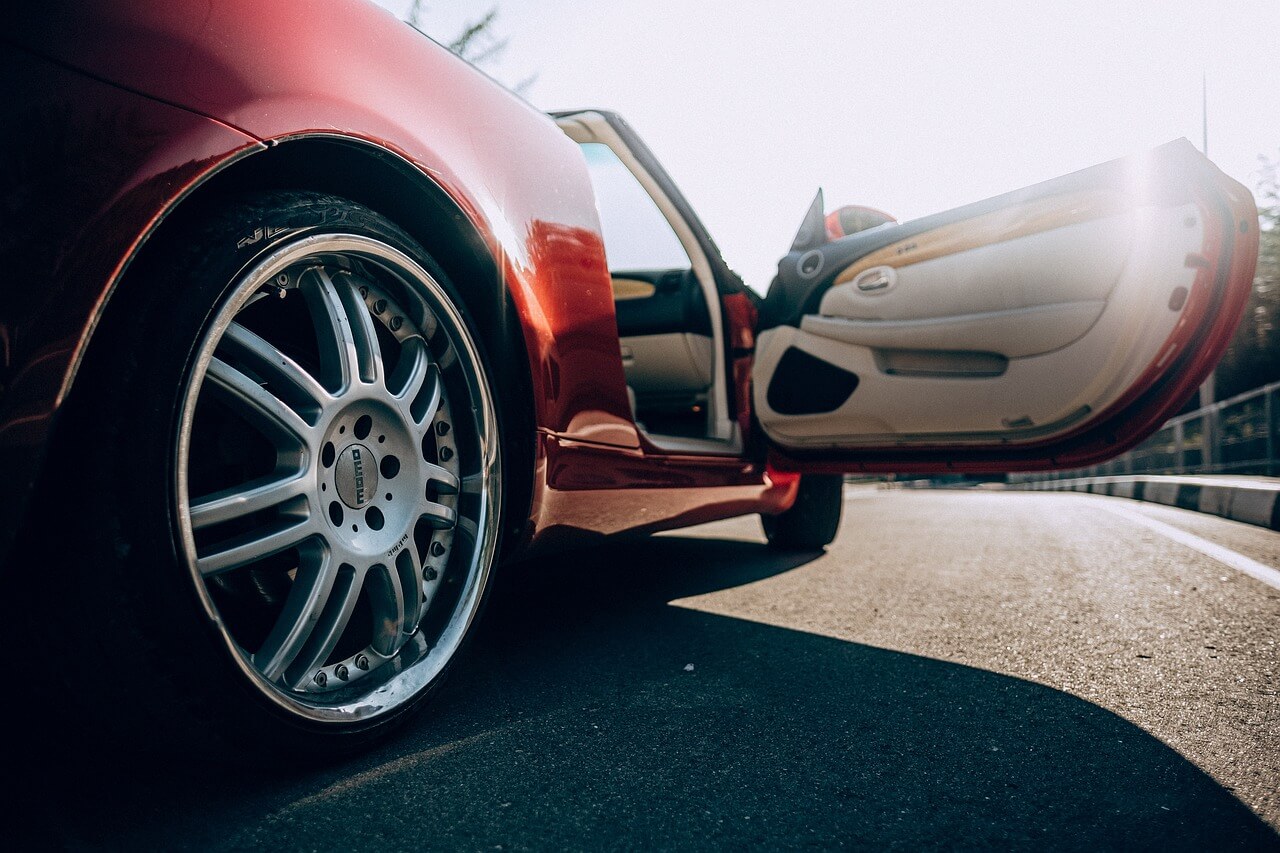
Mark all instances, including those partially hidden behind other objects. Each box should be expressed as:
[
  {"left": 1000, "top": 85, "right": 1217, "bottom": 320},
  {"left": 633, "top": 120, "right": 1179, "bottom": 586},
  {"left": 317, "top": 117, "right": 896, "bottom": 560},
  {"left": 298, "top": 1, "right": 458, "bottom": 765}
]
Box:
[{"left": 336, "top": 444, "right": 379, "bottom": 510}]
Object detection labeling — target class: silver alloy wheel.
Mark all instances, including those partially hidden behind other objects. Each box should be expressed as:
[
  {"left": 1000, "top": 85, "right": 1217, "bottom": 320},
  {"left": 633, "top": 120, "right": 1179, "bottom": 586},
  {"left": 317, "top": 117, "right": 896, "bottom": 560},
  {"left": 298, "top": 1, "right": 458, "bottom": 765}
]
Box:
[{"left": 175, "top": 234, "right": 500, "bottom": 723}]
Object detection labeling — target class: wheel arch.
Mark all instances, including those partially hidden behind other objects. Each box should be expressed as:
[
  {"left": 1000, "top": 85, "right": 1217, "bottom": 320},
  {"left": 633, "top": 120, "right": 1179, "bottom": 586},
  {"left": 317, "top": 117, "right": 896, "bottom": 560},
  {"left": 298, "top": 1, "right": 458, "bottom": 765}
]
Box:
[{"left": 94, "top": 134, "right": 538, "bottom": 557}]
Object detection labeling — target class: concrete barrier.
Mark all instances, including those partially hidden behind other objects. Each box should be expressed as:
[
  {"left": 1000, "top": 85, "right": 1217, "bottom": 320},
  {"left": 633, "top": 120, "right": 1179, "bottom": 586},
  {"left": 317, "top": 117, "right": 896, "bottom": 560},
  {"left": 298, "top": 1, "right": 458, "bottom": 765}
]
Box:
[
  {"left": 1143, "top": 481, "right": 1182, "bottom": 507},
  {"left": 1010, "top": 475, "right": 1280, "bottom": 532}
]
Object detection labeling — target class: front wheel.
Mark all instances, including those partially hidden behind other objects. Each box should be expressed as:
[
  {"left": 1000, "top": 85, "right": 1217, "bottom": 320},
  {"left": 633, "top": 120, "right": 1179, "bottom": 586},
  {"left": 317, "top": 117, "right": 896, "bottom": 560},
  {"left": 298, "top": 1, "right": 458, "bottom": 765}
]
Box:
[
  {"left": 51, "top": 192, "right": 503, "bottom": 756},
  {"left": 761, "top": 474, "right": 843, "bottom": 550}
]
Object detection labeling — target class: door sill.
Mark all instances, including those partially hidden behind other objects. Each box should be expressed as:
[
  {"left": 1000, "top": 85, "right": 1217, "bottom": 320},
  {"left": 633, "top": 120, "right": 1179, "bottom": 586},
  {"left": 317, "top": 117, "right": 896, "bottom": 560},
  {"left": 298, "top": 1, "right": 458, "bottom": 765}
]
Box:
[{"left": 640, "top": 425, "right": 742, "bottom": 456}]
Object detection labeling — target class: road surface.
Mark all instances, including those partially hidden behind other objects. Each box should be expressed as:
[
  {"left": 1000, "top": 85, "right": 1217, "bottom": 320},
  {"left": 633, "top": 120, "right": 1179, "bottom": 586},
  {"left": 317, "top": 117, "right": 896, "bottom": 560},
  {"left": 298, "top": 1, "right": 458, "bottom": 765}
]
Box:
[{"left": 12, "top": 488, "right": 1280, "bottom": 850}]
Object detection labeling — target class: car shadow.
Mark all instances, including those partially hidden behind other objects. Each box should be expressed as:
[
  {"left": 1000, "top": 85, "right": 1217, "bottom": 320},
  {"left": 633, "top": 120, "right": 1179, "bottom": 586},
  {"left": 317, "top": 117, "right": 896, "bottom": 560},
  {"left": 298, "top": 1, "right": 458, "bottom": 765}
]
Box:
[{"left": 10, "top": 535, "right": 1278, "bottom": 850}]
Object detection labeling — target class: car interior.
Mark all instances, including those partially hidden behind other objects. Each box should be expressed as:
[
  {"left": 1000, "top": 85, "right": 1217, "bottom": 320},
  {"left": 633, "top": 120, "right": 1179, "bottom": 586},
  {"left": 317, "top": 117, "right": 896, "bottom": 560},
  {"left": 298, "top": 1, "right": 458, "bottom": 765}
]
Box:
[
  {"left": 555, "top": 111, "right": 736, "bottom": 452},
  {"left": 751, "top": 143, "right": 1211, "bottom": 451},
  {"left": 557, "top": 114, "right": 1220, "bottom": 462}
]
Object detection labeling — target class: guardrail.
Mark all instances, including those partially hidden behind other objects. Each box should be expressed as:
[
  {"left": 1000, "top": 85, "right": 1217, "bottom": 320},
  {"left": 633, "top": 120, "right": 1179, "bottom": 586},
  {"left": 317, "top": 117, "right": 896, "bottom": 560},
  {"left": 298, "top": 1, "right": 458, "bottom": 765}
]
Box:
[{"left": 1014, "top": 380, "right": 1280, "bottom": 481}]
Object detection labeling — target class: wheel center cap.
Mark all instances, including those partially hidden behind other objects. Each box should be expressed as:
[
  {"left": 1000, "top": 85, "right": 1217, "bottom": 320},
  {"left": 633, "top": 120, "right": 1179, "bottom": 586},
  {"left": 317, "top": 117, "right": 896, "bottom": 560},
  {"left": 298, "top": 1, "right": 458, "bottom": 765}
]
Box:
[{"left": 335, "top": 443, "right": 379, "bottom": 509}]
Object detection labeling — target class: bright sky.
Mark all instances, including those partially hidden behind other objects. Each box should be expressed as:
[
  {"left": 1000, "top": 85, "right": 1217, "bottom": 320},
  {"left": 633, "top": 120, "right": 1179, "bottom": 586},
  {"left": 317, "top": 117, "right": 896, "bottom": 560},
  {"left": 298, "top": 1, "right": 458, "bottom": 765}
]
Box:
[{"left": 375, "top": 0, "right": 1280, "bottom": 292}]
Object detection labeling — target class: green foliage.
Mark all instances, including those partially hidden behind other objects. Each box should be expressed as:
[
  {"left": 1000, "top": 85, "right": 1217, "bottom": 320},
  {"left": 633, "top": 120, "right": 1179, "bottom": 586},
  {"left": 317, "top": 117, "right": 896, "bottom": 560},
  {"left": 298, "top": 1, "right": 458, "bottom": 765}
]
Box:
[{"left": 1214, "top": 151, "right": 1280, "bottom": 399}]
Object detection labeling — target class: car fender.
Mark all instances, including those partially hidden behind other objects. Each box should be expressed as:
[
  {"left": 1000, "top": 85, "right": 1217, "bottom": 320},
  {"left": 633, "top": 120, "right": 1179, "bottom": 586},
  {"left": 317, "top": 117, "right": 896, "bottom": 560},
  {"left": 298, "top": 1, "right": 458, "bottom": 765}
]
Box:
[{"left": 3, "top": 1, "right": 646, "bottom": 565}]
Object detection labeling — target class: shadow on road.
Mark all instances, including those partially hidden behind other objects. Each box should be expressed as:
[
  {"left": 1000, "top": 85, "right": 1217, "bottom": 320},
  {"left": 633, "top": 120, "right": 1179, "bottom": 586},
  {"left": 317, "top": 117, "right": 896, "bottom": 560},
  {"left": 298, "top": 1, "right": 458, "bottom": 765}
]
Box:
[{"left": 12, "top": 535, "right": 1278, "bottom": 849}]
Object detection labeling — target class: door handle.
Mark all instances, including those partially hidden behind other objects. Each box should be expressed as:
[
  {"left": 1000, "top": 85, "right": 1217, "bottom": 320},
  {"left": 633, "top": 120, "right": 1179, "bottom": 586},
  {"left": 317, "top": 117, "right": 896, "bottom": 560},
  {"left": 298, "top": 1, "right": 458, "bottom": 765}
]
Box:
[{"left": 854, "top": 265, "right": 896, "bottom": 293}]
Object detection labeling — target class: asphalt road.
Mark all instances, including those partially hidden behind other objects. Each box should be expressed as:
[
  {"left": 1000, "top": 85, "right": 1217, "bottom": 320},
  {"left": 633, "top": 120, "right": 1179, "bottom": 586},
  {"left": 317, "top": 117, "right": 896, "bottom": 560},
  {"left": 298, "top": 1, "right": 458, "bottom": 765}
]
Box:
[{"left": 12, "top": 488, "right": 1280, "bottom": 850}]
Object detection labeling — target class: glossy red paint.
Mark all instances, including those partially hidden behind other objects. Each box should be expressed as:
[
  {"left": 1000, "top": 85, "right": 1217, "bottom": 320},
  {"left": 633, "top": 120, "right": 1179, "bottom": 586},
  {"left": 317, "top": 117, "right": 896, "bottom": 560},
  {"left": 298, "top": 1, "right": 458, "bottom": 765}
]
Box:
[
  {"left": 523, "top": 433, "right": 795, "bottom": 553},
  {"left": 721, "top": 292, "right": 759, "bottom": 440},
  {"left": 771, "top": 149, "right": 1259, "bottom": 475},
  {"left": 520, "top": 221, "right": 639, "bottom": 449},
  {"left": 14, "top": 0, "right": 637, "bottom": 445},
  {"left": 3, "top": 0, "right": 784, "bottom": 564},
  {"left": 763, "top": 465, "right": 801, "bottom": 493},
  {"left": 4, "top": 2, "right": 1251, "bottom": 564}
]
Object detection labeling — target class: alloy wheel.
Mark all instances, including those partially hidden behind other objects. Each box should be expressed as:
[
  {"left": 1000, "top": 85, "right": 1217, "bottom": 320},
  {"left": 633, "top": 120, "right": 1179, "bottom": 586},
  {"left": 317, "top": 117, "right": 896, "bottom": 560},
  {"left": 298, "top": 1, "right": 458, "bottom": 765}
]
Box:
[{"left": 175, "top": 234, "right": 500, "bottom": 723}]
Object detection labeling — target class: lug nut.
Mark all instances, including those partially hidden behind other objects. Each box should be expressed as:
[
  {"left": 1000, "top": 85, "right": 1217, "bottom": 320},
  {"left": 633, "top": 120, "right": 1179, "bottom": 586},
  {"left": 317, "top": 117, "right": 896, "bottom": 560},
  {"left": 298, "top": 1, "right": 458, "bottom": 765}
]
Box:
[
  {"left": 335, "top": 664, "right": 349, "bottom": 681},
  {"left": 430, "top": 541, "right": 446, "bottom": 557},
  {"left": 374, "top": 298, "right": 387, "bottom": 313},
  {"left": 439, "top": 446, "right": 453, "bottom": 461},
  {"left": 423, "top": 566, "right": 438, "bottom": 581},
  {"left": 355, "top": 654, "right": 370, "bottom": 671},
  {"left": 436, "top": 422, "right": 450, "bottom": 435},
  {"left": 314, "top": 671, "right": 328, "bottom": 687},
  {"left": 359, "top": 285, "right": 369, "bottom": 298}
]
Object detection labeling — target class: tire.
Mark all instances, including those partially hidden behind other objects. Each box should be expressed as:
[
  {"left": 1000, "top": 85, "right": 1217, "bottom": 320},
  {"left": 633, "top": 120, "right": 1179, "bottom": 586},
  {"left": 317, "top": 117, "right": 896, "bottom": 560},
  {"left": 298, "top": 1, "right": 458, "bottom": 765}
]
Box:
[
  {"left": 37, "top": 192, "right": 503, "bottom": 758},
  {"left": 761, "top": 474, "right": 844, "bottom": 550}
]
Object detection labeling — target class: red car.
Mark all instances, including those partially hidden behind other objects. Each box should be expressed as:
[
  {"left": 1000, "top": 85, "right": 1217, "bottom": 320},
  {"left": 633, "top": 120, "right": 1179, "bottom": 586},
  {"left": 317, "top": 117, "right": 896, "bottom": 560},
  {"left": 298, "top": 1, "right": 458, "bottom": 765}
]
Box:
[{"left": 2, "top": 0, "right": 1258, "bottom": 756}]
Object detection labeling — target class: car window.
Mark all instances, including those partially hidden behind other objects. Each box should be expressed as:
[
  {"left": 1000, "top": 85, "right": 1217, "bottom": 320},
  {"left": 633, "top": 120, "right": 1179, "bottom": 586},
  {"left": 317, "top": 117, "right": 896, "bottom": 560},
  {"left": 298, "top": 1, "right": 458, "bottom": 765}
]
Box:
[{"left": 581, "top": 142, "right": 691, "bottom": 271}]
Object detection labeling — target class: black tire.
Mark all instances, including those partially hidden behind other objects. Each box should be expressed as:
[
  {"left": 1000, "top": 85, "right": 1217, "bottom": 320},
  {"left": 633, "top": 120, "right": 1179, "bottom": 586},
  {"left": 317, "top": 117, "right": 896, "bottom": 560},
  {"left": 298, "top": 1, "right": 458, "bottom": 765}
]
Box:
[
  {"left": 27, "top": 191, "right": 505, "bottom": 759},
  {"left": 761, "top": 474, "right": 844, "bottom": 550}
]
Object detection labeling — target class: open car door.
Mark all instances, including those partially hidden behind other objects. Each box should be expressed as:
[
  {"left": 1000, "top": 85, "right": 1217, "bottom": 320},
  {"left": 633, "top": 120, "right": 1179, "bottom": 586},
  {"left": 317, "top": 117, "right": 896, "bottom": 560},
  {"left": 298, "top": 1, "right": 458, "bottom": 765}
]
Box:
[{"left": 754, "top": 140, "right": 1258, "bottom": 473}]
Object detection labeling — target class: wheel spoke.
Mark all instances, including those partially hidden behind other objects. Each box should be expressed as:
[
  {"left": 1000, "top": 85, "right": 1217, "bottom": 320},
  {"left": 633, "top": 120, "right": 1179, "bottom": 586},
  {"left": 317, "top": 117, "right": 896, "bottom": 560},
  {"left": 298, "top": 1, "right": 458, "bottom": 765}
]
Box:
[
  {"left": 423, "top": 461, "right": 459, "bottom": 495},
  {"left": 218, "top": 321, "right": 331, "bottom": 423},
  {"left": 283, "top": 570, "right": 364, "bottom": 688},
  {"left": 389, "top": 337, "right": 428, "bottom": 399},
  {"left": 189, "top": 473, "right": 309, "bottom": 531},
  {"left": 395, "top": 547, "right": 425, "bottom": 628},
  {"left": 367, "top": 560, "right": 414, "bottom": 656},
  {"left": 205, "top": 357, "right": 311, "bottom": 449},
  {"left": 340, "top": 272, "right": 386, "bottom": 388},
  {"left": 196, "top": 514, "right": 315, "bottom": 577},
  {"left": 253, "top": 547, "right": 356, "bottom": 683},
  {"left": 433, "top": 340, "right": 458, "bottom": 372},
  {"left": 301, "top": 267, "right": 383, "bottom": 393},
  {"left": 420, "top": 501, "right": 457, "bottom": 530},
  {"left": 389, "top": 339, "right": 442, "bottom": 426},
  {"left": 413, "top": 367, "right": 443, "bottom": 427}
]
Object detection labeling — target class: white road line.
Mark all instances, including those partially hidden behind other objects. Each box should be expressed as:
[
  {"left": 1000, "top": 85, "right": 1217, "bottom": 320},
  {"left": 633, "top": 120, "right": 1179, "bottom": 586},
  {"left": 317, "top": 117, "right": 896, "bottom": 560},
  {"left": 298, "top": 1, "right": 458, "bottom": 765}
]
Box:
[{"left": 1098, "top": 503, "right": 1280, "bottom": 591}]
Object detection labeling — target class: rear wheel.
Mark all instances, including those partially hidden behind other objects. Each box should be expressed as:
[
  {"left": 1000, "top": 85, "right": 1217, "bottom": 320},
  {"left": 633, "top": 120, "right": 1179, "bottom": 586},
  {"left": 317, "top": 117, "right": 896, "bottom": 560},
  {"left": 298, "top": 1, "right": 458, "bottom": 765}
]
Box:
[
  {"left": 49, "top": 192, "right": 502, "bottom": 756},
  {"left": 761, "top": 474, "right": 843, "bottom": 550}
]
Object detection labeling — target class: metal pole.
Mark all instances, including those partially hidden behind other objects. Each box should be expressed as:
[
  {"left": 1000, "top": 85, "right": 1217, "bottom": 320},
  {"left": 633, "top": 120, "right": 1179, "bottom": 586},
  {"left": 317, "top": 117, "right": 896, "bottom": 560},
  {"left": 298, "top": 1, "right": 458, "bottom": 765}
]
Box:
[
  {"left": 1203, "top": 382, "right": 1218, "bottom": 472},
  {"left": 1197, "top": 72, "right": 1218, "bottom": 472},
  {"left": 1267, "top": 386, "right": 1276, "bottom": 477}
]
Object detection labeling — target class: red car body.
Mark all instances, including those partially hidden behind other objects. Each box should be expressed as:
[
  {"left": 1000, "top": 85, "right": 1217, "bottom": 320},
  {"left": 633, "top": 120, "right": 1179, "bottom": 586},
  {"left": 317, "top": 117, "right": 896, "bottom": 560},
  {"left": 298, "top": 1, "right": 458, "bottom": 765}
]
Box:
[
  {"left": 2, "top": 0, "right": 797, "bottom": 566},
  {"left": 0, "top": 0, "right": 1258, "bottom": 567},
  {"left": 1, "top": 0, "right": 1263, "bottom": 757}
]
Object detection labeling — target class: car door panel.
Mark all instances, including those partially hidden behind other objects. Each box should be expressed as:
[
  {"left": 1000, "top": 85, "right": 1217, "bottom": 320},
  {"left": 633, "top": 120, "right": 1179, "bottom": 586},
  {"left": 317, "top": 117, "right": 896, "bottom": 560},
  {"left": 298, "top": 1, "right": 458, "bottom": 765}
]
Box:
[
  {"left": 800, "top": 300, "right": 1106, "bottom": 359},
  {"left": 754, "top": 139, "right": 1259, "bottom": 471},
  {"left": 612, "top": 277, "right": 658, "bottom": 300},
  {"left": 611, "top": 268, "right": 713, "bottom": 399},
  {"left": 766, "top": 202, "right": 1200, "bottom": 439},
  {"left": 816, "top": 208, "right": 1131, "bottom": 325},
  {"left": 621, "top": 333, "right": 714, "bottom": 394},
  {"left": 612, "top": 269, "right": 711, "bottom": 337}
]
